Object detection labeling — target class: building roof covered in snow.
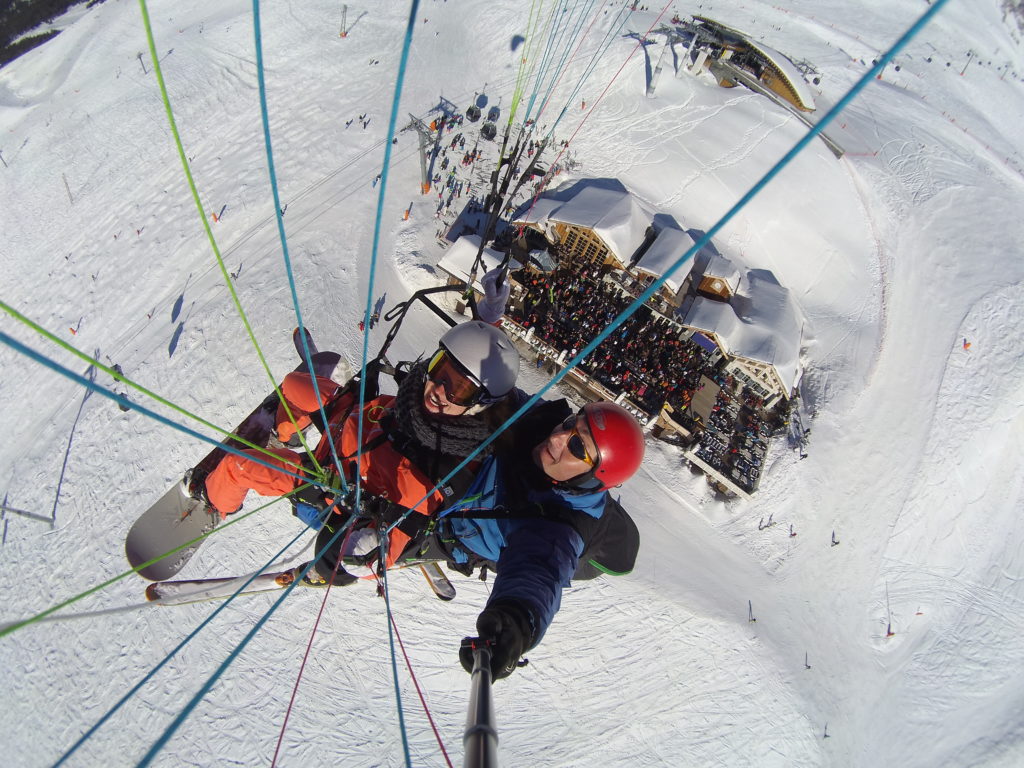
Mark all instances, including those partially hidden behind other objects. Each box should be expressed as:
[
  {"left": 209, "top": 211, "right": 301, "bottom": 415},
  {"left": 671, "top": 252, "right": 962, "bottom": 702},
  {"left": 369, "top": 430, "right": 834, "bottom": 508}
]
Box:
[
  {"left": 683, "top": 272, "right": 803, "bottom": 394},
  {"left": 513, "top": 185, "right": 652, "bottom": 266},
  {"left": 745, "top": 40, "right": 816, "bottom": 111},
  {"left": 515, "top": 197, "right": 563, "bottom": 228},
  {"left": 692, "top": 14, "right": 816, "bottom": 112},
  {"left": 700, "top": 253, "right": 744, "bottom": 286},
  {"left": 436, "top": 235, "right": 504, "bottom": 289},
  {"left": 633, "top": 227, "right": 697, "bottom": 294}
]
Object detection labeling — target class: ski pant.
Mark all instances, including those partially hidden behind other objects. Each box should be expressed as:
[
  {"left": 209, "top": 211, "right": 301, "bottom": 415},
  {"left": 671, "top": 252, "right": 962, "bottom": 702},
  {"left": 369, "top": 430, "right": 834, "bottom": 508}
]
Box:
[
  {"left": 203, "top": 445, "right": 379, "bottom": 577},
  {"left": 203, "top": 371, "right": 340, "bottom": 513},
  {"left": 204, "top": 447, "right": 429, "bottom": 573},
  {"left": 204, "top": 447, "right": 304, "bottom": 516},
  {"left": 274, "top": 372, "right": 341, "bottom": 443}
]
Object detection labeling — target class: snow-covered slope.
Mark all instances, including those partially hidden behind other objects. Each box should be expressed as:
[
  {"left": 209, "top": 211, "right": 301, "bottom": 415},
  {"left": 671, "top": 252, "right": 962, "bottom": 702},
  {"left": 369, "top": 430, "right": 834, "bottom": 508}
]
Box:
[{"left": 1, "top": 1, "right": 1023, "bottom": 765}]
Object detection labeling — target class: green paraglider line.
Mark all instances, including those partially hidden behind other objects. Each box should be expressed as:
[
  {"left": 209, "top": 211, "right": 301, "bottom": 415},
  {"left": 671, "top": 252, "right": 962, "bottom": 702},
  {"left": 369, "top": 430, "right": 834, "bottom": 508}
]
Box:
[
  {"left": 135, "top": 0, "right": 323, "bottom": 475},
  {"left": 0, "top": 495, "right": 286, "bottom": 641},
  {"left": 0, "top": 300, "right": 307, "bottom": 474}
]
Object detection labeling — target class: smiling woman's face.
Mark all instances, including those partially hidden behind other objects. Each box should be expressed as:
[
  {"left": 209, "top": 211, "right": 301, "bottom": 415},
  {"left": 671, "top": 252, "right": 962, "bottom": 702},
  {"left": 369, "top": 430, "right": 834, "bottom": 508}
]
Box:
[{"left": 422, "top": 377, "right": 470, "bottom": 416}]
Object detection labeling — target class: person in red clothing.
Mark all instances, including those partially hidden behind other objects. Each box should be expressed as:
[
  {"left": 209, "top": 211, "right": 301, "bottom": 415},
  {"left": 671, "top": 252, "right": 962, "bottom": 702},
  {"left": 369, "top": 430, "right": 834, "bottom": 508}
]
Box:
[{"left": 198, "top": 319, "right": 521, "bottom": 581}]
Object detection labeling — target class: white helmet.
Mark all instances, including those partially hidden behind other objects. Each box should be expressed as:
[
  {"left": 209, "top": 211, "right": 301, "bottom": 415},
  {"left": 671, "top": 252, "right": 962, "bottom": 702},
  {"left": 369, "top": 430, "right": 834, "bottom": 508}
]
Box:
[{"left": 433, "top": 321, "right": 520, "bottom": 405}]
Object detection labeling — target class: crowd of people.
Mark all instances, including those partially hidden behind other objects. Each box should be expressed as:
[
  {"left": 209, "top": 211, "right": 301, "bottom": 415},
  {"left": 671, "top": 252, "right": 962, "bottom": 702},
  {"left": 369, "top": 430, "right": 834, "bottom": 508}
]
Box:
[
  {"left": 506, "top": 265, "right": 787, "bottom": 495},
  {"left": 506, "top": 267, "right": 717, "bottom": 416},
  {"left": 694, "top": 386, "right": 771, "bottom": 493}
]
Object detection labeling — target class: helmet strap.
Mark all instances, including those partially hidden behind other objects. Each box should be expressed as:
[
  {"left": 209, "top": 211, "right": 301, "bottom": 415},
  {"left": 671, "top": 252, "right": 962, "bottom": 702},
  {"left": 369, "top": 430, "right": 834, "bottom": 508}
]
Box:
[{"left": 554, "top": 471, "right": 603, "bottom": 493}]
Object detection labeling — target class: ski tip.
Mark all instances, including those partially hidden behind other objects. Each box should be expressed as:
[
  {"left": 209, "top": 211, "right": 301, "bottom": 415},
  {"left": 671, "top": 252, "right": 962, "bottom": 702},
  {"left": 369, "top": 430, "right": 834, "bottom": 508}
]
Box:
[
  {"left": 274, "top": 571, "right": 297, "bottom": 586},
  {"left": 145, "top": 583, "right": 162, "bottom": 601}
]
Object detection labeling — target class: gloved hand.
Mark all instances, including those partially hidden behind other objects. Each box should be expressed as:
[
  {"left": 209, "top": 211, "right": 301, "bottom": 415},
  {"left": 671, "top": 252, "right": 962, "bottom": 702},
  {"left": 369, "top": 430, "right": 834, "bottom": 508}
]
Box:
[
  {"left": 475, "top": 266, "right": 511, "bottom": 324},
  {"left": 459, "top": 600, "right": 534, "bottom": 680}
]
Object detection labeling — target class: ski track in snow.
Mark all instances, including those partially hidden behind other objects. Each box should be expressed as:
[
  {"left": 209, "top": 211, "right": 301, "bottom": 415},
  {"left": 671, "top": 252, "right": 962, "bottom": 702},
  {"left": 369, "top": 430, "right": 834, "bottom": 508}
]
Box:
[{"left": 2, "top": 0, "right": 1024, "bottom": 765}]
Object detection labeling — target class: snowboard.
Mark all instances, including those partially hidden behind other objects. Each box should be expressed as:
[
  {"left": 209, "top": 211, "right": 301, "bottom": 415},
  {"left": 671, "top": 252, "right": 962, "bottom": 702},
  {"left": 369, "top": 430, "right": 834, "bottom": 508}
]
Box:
[{"left": 125, "top": 329, "right": 345, "bottom": 581}]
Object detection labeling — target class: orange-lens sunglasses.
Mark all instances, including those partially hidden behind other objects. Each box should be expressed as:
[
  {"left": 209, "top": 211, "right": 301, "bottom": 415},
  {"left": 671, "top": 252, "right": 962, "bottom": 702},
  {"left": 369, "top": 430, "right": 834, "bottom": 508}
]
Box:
[{"left": 426, "top": 349, "right": 485, "bottom": 407}]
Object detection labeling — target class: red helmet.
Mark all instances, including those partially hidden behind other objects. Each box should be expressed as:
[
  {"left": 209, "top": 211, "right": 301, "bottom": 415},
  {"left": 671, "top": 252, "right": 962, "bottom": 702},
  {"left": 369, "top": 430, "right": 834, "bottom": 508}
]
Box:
[{"left": 581, "top": 401, "right": 645, "bottom": 490}]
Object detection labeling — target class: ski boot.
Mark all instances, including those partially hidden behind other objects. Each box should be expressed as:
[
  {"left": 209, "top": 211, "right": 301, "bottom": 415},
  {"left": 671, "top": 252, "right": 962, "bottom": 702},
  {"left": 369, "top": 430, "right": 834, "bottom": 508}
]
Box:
[
  {"left": 268, "top": 427, "right": 307, "bottom": 451},
  {"left": 179, "top": 469, "right": 240, "bottom": 519},
  {"left": 277, "top": 561, "right": 357, "bottom": 587}
]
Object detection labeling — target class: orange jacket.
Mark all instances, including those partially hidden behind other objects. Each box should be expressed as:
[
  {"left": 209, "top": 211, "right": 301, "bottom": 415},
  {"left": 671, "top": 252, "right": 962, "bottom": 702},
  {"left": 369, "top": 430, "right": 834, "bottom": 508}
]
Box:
[{"left": 278, "top": 371, "right": 447, "bottom": 567}]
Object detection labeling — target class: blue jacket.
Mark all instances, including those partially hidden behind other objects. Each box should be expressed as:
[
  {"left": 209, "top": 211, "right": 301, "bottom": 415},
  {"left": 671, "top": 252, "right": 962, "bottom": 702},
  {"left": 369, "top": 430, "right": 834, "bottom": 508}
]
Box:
[{"left": 439, "top": 404, "right": 607, "bottom": 646}]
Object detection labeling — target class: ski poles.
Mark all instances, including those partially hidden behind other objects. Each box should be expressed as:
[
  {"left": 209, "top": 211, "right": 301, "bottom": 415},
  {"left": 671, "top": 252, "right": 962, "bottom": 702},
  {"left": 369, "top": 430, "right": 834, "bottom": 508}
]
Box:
[{"left": 462, "top": 639, "right": 499, "bottom": 768}]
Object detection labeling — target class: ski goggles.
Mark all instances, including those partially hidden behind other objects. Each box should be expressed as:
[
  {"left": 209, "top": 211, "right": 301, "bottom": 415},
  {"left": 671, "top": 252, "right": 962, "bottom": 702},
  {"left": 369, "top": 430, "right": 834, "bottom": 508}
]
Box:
[
  {"left": 560, "top": 414, "right": 597, "bottom": 467},
  {"left": 426, "top": 348, "right": 489, "bottom": 407}
]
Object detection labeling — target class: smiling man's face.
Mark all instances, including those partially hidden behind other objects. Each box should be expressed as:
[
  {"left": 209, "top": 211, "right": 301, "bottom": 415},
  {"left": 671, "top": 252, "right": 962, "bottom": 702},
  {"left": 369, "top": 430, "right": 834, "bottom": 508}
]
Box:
[{"left": 532, "top": 412, "right": 598, "bottom": 482}]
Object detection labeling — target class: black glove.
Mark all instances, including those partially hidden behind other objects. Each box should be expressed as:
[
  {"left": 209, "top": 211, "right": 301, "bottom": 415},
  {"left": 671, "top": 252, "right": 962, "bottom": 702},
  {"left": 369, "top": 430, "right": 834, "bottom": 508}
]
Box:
[{"left": 460, "top": 601, "right": 534, "bottom": 680}]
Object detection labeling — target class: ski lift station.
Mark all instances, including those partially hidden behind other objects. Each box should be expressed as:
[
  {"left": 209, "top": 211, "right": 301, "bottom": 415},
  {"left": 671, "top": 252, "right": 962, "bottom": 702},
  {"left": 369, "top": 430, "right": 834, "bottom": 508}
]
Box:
[{"left": 676, "top": 15, "right": 817, "bottom": 113}]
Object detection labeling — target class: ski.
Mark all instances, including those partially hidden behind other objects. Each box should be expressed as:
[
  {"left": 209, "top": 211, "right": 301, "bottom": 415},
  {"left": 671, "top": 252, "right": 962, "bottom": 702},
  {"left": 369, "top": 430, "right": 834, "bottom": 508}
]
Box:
[
  {"left": 419, "top": 562, "right": 456, "bottom": 601},
  {"left": 145, "top": 570, "right": 297, "bottom": 605},
  {"left": 147, "top": 560, "right": 456, "bottom": 605}
]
